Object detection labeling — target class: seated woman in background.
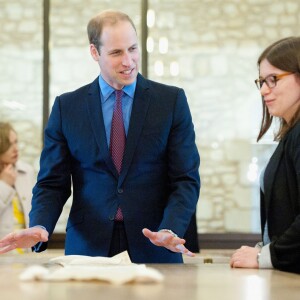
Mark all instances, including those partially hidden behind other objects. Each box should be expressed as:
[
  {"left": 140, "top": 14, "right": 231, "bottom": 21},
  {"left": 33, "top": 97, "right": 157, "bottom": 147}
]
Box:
[
  {"left": 230, "top": 37, "right": 300, "bottom": 273},
  {"left": 0, "top": 122, "right": 36, "bottom": 253}
]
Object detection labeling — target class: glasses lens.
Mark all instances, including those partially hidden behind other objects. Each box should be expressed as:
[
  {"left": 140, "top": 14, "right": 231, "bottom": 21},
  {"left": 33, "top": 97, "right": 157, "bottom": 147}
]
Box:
[{"left": 265, "top": 76, "right": 276, "bottom": 88}]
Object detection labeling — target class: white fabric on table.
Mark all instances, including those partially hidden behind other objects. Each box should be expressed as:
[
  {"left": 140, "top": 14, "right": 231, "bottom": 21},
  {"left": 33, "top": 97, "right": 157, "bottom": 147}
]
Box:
[{"left": 19, "top": 251, "right": 164, "bottom": 284}]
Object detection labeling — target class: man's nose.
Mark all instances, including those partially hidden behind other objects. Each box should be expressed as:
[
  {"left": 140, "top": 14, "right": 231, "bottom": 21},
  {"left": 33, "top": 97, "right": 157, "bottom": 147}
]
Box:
[{"left": 122, "top": 52, "right": 132, "bottom": 66}]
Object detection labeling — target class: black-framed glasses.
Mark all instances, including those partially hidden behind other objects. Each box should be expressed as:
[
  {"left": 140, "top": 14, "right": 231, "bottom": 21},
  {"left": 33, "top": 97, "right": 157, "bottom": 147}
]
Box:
[{"left": 254, "top": 72, "right": 293, "bottom": 90}]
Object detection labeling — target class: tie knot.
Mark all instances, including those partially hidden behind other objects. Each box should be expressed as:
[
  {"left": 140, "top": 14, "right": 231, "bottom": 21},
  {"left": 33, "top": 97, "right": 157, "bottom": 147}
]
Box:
[{"left": 115, "top": 89, "right": 124, "bottom": 100}]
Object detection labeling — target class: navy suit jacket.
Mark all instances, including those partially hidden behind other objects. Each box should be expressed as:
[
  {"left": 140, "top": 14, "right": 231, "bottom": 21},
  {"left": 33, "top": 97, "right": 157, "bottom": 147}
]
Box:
[{"left": 30, "top": 73, "right": 200, "bottom": 263}]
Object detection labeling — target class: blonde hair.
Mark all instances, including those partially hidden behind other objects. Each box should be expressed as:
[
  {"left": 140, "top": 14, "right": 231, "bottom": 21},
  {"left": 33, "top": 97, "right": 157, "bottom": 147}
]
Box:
[{"left": 0, "top": 122, "right": 15, "bottom": 154}]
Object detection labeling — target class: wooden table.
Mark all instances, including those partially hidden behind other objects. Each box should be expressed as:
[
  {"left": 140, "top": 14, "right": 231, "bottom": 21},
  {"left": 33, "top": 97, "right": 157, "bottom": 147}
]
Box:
[{"left": 1, "top": 250, "right": 300, "bottom": 300}]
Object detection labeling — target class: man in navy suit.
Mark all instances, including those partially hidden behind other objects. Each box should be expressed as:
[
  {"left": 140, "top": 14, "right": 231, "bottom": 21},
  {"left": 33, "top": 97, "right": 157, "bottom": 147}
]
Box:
[{"left": 0, "top": 10, "right": 200, "bottom": 263}]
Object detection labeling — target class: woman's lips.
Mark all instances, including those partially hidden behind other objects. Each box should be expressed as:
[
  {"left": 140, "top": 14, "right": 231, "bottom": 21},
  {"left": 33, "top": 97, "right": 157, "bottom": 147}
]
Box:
[{"left": 265, "top": 99, "right": 275, "bottom": 106}]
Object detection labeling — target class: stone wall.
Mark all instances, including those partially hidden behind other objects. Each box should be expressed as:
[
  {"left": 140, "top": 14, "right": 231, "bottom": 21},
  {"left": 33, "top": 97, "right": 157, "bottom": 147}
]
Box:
[
  {"left": 0, "top": 0, "right": 43, "bottom": 171},
  {"left": 0, "top": 0, "right": 298, "bottom": 234},
  {"left": 146, "top": 0, "right": 299, "bottom": 233}
]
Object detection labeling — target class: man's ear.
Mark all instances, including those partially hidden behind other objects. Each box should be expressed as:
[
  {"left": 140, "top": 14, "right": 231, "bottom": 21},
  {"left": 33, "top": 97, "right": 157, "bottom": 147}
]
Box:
[{"left": 90, "top": 44, "right": 100, "bottom": 62}]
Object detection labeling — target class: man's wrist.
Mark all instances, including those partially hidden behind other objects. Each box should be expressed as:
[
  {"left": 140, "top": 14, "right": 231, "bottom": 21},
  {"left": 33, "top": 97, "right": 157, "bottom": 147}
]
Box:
[{"left": 159, "top": 229, "right": 178, "bottom": 237}]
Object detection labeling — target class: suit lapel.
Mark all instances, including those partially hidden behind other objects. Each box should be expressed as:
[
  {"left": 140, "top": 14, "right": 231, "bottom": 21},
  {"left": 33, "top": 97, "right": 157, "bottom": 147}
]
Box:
[
  {"left": 86, "top": 77, "right": 118, "bottom": 178},
  {"left": 119, "top": 74, "right": 150, "bottom": 184}
]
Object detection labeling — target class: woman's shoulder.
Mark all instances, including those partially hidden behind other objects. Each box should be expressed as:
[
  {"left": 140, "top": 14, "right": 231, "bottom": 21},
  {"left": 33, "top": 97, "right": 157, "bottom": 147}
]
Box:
[{"left": 284, "top": 121, "right": 300, "bottom": 153}]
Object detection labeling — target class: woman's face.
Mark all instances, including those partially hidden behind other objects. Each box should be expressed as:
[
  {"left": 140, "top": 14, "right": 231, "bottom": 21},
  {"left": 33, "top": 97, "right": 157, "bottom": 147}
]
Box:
[
  {"left": 0, "top": 130, "right": 18, "bottom": 165},
  {"left": 259, "top": 59, "right": 300, "bottom": 123}
]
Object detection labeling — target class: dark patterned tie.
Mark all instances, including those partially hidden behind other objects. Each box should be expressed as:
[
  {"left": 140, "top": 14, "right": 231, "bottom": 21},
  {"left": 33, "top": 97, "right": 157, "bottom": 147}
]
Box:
[{"left": 110, "top": 89, "right": 125, "bottom": 221}]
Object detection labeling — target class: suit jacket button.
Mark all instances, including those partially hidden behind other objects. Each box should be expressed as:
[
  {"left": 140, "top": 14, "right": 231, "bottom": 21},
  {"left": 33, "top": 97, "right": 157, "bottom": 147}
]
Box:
[
  {"left": 117, "top": 188, "right": 123, "bottom": 194},
  {"left": 109, "top": 215, "right": 114, "bottom": 221}
]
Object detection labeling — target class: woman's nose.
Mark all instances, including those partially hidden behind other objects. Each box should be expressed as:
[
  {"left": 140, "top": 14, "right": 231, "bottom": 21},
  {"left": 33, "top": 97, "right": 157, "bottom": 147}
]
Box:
[{"left": 260, "top": 82, "right": 271, "bottom": 96}]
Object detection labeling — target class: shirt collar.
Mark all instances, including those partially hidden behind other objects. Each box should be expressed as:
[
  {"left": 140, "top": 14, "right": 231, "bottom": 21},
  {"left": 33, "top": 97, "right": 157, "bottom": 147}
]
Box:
[
  {"left": 98, "top": 75, "right": 136, "bottom": 103},
  {"left": 15, "top": 161, "right": 28, "bottom": 174}
]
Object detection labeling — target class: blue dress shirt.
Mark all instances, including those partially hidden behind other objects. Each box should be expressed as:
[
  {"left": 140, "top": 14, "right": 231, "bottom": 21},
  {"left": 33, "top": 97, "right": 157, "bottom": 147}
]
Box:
[{"left": 98, "top": 75, "right": 136, "bottom": 147}]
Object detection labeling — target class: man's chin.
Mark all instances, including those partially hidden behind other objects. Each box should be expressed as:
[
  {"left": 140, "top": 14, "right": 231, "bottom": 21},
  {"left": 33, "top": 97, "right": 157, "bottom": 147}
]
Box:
[{"left": 121, "top": 78, "right": 136, "bottom": 86}]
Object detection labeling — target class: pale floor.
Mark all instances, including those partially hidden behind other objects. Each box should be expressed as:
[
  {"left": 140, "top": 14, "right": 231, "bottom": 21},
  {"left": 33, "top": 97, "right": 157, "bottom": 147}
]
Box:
[{"left": 1, "top": 249, "right": 300, "bottom": 300}]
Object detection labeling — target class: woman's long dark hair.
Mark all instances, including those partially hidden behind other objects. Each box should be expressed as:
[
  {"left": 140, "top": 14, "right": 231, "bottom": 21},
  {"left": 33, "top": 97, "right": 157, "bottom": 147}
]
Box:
[{"left": 257, "top": 37, "right": 300, "bottom": 142}]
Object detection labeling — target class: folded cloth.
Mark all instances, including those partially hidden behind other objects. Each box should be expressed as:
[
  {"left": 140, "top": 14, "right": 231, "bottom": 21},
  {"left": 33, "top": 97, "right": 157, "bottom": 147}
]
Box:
[{"left": 19, "top": 251, "right": 164, "bottom": 285}]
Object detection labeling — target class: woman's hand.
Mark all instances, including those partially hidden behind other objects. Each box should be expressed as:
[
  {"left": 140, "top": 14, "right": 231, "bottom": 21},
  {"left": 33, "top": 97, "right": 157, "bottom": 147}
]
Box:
[
  {"left": 0, "top": 164, "right": 17, "bottom": 186},
  {"left": 230, "top": 246, "right": 260, "bottom": 269}
]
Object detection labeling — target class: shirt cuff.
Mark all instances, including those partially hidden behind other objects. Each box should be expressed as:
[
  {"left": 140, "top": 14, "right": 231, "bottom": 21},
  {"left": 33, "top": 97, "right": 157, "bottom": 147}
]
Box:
[
  {"left": 31, "top": 225, "right": 47, "bottom": 252},
  {"left": 258, "top": 243, "right": 274, "bottom": 269},
  {"left": 255, "top": 241, "right": 263, "bottom": 249},
  {"left": 159, "top": 229, "right": 178, "bottom": 237}
]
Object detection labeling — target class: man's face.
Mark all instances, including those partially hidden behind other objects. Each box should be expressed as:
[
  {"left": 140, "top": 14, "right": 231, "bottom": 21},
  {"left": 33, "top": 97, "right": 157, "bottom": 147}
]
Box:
[{"left": 96, "top": 21, "right": 140, "bottom": 90}]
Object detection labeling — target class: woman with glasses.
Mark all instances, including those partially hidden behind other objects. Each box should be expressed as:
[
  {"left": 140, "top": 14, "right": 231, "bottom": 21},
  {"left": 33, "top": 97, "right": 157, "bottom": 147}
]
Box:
[
  {"left": 0, "top": 122, "right": 36, "bottom": 253},
  {"left": 230, "top": 37, "right": 300, "bottom": 273}
]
